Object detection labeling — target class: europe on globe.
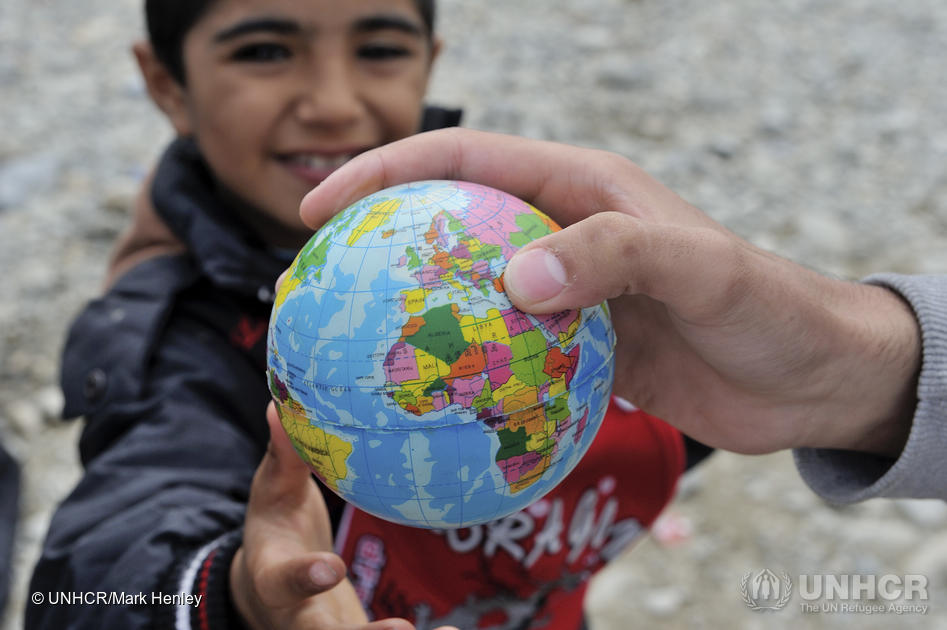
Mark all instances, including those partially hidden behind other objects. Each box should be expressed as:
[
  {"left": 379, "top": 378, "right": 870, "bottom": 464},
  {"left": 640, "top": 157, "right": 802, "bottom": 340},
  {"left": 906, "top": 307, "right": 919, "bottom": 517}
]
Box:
[{"left": 266, "top": 180, "right": 615, "bottom": 528}]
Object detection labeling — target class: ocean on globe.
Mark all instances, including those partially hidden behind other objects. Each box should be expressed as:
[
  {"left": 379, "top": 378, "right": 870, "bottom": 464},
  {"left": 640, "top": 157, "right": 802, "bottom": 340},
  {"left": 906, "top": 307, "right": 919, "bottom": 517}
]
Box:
[{"left": 266, "top": 180, "right": 615, "bottom": 529}]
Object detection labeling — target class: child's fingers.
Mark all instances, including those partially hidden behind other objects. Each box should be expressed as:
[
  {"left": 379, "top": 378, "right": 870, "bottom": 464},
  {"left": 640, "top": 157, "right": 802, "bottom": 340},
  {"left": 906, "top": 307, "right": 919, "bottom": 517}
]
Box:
[
  {"left": 252, "top": 402, "right": 314, "bottom": 509},
  {"left": 275, "top": 268, "right": 290, "bottom": 294},
  {"left": 253, "top": 552, "right": 347, "bottom": 607}
]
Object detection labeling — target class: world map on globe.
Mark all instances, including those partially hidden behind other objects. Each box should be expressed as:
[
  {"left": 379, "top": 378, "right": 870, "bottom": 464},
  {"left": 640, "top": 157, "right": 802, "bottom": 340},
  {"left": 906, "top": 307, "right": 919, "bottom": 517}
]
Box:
[{"left": 267, "top": 180, "right": 615, "bottom": 528}]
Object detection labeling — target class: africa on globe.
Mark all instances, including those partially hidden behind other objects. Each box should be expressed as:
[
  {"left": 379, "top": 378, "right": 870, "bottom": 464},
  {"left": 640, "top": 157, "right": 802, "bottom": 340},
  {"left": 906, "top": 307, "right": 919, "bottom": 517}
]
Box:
[{"left": 266, "top": 180, "right": 615, "bottom": 528}]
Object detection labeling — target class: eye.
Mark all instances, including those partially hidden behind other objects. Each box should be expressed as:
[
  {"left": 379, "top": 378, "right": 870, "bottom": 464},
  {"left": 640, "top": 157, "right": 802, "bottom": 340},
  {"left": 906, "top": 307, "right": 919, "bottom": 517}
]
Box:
[
  {"left": 231, "top": 42, "right": 292, "bottom": 63},
  {"left": 358, "top": 44, "right": 412, "bottom": 61}
]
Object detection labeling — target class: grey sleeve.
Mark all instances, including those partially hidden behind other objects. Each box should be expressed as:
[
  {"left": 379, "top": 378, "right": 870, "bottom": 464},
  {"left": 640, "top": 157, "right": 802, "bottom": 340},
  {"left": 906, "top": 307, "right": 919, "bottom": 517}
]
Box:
[{"left": 793, "top": 273, "right": 947, "bottom": 503}]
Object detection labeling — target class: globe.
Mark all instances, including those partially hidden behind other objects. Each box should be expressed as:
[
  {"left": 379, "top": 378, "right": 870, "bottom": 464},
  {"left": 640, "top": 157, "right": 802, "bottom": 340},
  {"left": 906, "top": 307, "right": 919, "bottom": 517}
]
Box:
[{"left": 267, "top": 180, "right": 615, "bottom": 528}]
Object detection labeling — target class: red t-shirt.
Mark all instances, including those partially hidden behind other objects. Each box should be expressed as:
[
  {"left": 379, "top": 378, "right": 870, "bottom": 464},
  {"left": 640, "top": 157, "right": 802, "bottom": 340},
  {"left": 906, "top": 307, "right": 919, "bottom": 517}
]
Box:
[{"left": 334, "top": 398, "right": 684, "bottom": 629}]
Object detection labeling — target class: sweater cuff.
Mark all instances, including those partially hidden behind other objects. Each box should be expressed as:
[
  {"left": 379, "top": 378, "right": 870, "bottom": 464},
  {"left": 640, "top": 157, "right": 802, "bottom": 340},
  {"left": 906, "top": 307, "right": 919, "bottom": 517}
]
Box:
[
  {"left": 159, "top": 529, "right": 250, "bottom": 630},
  {"left": 794, "top": 273, "right": 947, "bottom": 503}
]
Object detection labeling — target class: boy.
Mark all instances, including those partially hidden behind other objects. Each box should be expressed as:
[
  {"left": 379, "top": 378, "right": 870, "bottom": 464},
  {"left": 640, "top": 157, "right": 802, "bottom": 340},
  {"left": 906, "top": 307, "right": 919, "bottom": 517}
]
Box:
[{"left": 28, "top": 1, "right": 686, "bottom": 628}]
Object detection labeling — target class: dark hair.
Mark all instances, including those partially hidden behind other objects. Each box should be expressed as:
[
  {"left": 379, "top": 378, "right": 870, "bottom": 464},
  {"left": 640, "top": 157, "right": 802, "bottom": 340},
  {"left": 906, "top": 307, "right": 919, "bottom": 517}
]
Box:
[{"left": 146, "top": 0, "right": 436, "bottom": 85}]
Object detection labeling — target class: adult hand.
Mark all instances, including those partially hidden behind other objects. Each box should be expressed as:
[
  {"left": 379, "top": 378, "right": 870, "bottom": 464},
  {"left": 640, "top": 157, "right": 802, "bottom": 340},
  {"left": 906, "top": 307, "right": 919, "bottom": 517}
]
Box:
[
  {"left": 230, "top": 402, "right": 427, "bottom": 630},
  {"left": 301, "top": 128, "right": 920, "bottom": 457}
]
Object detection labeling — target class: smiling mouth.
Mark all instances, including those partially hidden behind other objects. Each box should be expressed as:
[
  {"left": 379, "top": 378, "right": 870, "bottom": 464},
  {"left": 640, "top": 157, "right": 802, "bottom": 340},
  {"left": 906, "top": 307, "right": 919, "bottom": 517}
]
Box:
[
  {"left": 283, "top": 153, "right": 354, "bottom": 170},
  {"left": 279, "top": 151, "right": 363, "bottom": 185}
]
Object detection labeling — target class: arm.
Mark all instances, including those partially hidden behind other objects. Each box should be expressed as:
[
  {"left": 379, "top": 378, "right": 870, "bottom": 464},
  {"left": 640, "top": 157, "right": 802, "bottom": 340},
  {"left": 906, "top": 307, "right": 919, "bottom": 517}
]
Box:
[
  {"left": 795, "top": 273, "right": 947, "bottom": 502},
  {"left": 27, "top": 389, "right": 399, "bottom": 630},
  {"left": 27, "top": 338, "right": 259, "bottom": 628},
  {"left": 27, "top": 259, "right": 422, "bottom": 629},
  {"left": 27, "top": 257, "right": 259, "bottom": 629},
  {"left": 300, "top": 129, "right": 933, "bottom": 496}
]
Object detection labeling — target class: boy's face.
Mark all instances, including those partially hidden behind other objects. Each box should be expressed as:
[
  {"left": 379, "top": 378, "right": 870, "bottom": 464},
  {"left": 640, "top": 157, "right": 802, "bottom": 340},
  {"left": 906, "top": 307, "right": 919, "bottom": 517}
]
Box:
[{"left": 155, "top": 0, "right": 438, "bottom": 246}]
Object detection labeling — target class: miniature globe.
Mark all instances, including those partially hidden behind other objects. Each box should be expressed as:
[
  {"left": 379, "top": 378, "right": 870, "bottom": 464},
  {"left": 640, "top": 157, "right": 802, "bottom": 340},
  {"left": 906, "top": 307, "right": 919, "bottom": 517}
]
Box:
[{"left": 267, "top": 180, "right": 615, "bottom": 528}]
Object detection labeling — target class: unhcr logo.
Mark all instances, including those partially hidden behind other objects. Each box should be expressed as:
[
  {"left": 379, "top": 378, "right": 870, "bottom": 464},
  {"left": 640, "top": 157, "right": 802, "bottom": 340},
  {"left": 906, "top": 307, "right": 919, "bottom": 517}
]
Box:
[
  {"left": 741, "top": 570, "right": 930, "bottom": 614},
  {"left": 741, "top": 569, "right": 793, "bottom": 611}
]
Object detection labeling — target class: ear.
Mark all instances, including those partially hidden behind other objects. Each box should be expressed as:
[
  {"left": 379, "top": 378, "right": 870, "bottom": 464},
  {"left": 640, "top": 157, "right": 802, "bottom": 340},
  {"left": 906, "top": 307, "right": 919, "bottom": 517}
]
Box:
[
  {"left": 418, "top": 36, "right": 443, "bottom": 91},
  {"left": 132, "top": 41, "right": 194, "bottom": 137},
  {"left": 429, "top": 36, "right": 443, "bottom": 70}
]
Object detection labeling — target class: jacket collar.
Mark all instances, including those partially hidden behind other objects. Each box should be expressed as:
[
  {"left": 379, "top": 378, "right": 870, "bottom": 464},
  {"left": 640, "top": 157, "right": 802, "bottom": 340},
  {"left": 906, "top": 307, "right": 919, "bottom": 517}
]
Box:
[{"left": 151, "top": 137, "right": 289, "bottom": 300}]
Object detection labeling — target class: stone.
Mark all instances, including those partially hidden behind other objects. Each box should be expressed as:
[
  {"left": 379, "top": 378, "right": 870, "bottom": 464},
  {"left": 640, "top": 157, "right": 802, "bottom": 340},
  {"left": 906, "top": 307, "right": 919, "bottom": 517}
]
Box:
[
  {"left": 0, "top": 154, "right": 62, "bottom": 210},
  {"left": 642, "top": 586, "right": 685, "bottom": 617},
  {"left": 895, "top": 499, "right": 947, "bottom": 528},
  {"left": 4, "top": 401, "right": 42, "bottom": 437},
  {"left": 34, "top": 386, "right": 64, "bottom": 423}
]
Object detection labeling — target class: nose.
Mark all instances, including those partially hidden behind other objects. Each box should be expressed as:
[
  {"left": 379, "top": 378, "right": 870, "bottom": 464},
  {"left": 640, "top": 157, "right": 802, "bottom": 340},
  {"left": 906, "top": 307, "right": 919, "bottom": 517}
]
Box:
[{"left": 294, "top": 55, "right": 364, "bottom": 130}]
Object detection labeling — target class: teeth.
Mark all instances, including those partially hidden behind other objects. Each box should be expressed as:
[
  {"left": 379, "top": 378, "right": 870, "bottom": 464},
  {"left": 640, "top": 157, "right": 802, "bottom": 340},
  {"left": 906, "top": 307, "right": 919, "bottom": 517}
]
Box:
[{"left": 289, "top": 154, "right": 351, "bottom": 169}]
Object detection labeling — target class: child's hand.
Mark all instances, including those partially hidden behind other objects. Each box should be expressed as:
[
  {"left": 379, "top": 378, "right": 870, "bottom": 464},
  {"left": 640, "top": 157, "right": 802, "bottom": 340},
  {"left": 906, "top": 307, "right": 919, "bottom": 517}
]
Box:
[
  {"left": 229, "top": 402, "right": 417, "bottom": 630},
  {"left": 301, "top": 128, "right": 919, "bottom": 459}
]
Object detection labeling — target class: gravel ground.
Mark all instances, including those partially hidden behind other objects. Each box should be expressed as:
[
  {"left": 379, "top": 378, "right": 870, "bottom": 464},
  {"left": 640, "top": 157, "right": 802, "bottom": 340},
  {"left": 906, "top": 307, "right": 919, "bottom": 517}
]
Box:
[{"left": 2, "top": 1, "right": 946, "bottom": 628}]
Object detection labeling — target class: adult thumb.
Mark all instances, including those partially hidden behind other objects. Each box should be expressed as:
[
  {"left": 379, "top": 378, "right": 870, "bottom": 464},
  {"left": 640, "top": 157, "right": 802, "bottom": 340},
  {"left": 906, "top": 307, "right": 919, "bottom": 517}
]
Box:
[{"left": 503, "top": 211, "right": 740, "bottom": 317}]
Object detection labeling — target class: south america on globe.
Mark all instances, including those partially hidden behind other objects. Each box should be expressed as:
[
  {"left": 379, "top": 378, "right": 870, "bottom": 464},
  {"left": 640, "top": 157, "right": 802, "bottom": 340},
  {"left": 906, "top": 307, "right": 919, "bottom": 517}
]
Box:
[{"left": 266, "top": 180, "right": 615, "bottom": 528}]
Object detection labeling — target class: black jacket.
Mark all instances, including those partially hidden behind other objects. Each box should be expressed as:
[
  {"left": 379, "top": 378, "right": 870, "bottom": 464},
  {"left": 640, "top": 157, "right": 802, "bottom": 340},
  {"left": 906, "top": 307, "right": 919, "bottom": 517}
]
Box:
[{"left": 27, "top": 107, "right": 462, "bottom": 630}]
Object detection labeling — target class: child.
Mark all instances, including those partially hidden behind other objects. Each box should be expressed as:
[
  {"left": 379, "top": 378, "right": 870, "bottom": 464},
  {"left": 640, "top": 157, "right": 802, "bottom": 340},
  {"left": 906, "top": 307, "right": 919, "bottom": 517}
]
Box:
[{"left": 27, "top": 1, "right": 687, "bottom": 628}]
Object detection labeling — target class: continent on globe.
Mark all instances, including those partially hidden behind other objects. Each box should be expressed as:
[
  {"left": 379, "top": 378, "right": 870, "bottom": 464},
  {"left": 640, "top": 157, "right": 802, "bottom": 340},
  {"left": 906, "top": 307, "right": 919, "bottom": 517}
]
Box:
[{"left": 267, "top": 180, "right": 615, "bottom": 528}]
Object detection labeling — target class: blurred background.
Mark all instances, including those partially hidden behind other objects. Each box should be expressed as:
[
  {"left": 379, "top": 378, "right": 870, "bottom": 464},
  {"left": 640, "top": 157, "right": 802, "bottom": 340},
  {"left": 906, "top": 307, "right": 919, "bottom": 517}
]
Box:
[{"left": 1, "top": 0, "right": 946, "bottom": 628}]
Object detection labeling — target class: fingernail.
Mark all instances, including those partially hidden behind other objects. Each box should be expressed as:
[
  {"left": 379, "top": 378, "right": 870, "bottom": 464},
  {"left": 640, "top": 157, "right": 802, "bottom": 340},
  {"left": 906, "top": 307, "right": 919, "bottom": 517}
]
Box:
[
  {"left": 505, "top": 248, "right": 567, "bottom": 304},
  {"left": 309, "top": 561, "right": 339, "bottom": 587}
]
